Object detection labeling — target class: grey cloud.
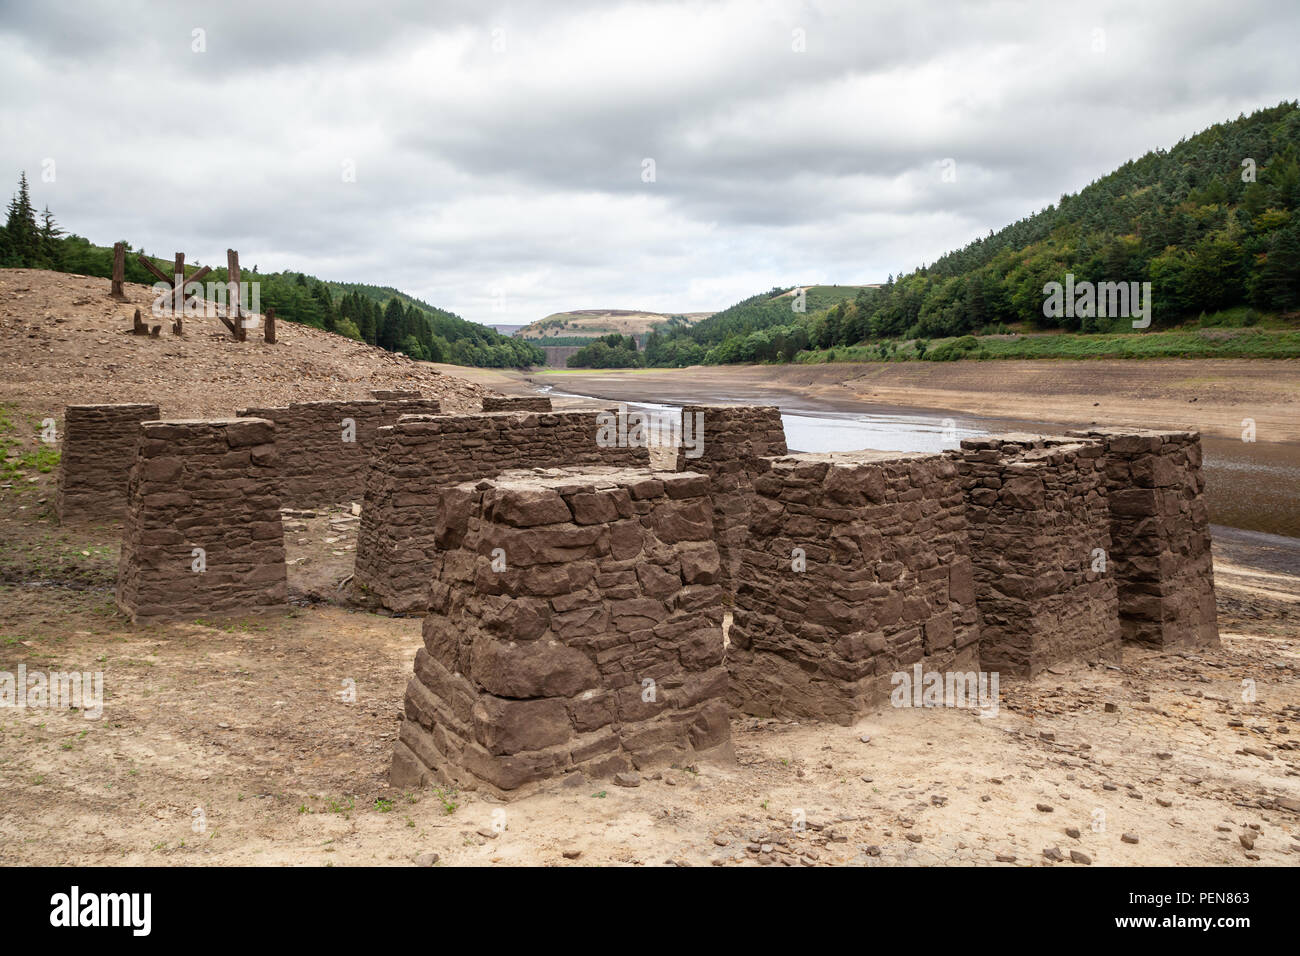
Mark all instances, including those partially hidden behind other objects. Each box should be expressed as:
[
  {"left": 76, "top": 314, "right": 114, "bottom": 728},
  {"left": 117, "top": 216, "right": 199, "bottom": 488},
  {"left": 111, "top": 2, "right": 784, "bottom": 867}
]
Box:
[{"left": 1, "top": 0, "right": 1297, "bottom": 324}]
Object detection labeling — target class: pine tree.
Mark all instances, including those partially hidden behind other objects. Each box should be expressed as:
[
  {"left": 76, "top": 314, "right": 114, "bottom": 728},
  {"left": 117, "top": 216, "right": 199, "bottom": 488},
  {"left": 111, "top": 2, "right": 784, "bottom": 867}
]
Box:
[
  {"left": 3, "top": 172, "right": 39, "bottom": 266},
  {"left": 1252, "top": 221, "right": 1300, "bottom": 311},
  {"left": 37, "top": 205, "right": 64, "bottom": 268}
]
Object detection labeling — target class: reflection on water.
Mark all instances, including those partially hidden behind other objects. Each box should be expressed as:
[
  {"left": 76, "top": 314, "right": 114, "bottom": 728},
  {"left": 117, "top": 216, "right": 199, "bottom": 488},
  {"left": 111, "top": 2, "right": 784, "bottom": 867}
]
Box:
[
  {"left": 539, "top": 385, "right": 1299, "bottom": 538},
  {"left": 778, "top": 411, "right": 981, "bottom": 454},
  {"left": 1202, "top": 437, "right": 1300, "bottom": 539}
]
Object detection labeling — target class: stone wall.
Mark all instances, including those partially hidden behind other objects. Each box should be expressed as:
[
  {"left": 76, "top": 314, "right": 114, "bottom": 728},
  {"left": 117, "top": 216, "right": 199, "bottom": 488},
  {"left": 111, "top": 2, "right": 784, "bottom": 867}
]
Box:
[
  {"left": 389, "top": 468, "right": 731, "bottom": 796},
  {"left": 955, "top": 435, "right": 1121, "bottom": 678},
  {"left": 56, "top": 403, "right": 160, "bottom": 523},
  {"left": 236, "top": 399, "right": 442, "bottom": 507},
  {"left": 1068, "top": 428, "right": 1219, "bottom": 649},
  {"left": 673, "top": 405, "right": 788, "bottom": 585},
  {"left": 481, "top": 395, "right": 553, "bottom": 412},
  {"left": 370, "top": 389, "right": 423, "bottom": 400},
  {"left": 728, "top": 451, "right": 979, "bottom": 723},
  {"left": 352, "top": 410, "right": 650, "bottom": 613},
  {"left": 116, "top": 418, "right": 286, "bottom": 623}
]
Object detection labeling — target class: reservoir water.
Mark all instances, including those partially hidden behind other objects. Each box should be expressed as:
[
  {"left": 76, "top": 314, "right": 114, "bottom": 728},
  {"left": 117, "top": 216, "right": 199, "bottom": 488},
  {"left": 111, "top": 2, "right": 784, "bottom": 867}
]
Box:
[{"left": 540, "top": 385, "right": 1300, "bottom": 539}]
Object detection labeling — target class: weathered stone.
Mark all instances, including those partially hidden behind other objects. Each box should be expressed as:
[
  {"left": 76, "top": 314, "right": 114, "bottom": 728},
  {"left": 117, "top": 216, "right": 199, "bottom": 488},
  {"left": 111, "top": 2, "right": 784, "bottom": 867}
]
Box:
[
  {"left": 56, "top": 404, "right": 160, "bottom": 522},
  {"left": 116, "top": 419, "right": 286, "bottom": 623},
  {"left": 390, "top": 468, "right": 730, "bottom": 798}
]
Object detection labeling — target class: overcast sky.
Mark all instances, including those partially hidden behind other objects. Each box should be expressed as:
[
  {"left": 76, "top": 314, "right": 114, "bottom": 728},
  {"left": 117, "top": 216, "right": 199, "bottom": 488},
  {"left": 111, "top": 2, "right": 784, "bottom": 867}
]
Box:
[{"left": 2, "top": 0, "right": 1297, "bottom": 325}]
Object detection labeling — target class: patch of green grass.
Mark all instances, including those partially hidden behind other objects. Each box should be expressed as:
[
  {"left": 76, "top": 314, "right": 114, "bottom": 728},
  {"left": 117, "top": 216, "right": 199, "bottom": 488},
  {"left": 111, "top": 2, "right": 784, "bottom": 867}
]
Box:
[
  {"left": 431, "top": 787, "right": 458, "bottom": 815},
  {"left": 324, "top": 796, "right": 354, "bottom": 814},
  {"left": 795, "top": 327, "right": 1300, "bottom": 364},
  {"left": 0, "top": 404, "right": 61, "bottom": 483}
]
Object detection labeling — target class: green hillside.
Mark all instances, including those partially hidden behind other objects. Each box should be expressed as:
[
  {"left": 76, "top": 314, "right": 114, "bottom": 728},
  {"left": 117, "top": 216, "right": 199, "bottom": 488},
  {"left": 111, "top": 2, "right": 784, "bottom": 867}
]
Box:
[{"left": 647, "top": 101, "right": 1300, "bottom": 366}]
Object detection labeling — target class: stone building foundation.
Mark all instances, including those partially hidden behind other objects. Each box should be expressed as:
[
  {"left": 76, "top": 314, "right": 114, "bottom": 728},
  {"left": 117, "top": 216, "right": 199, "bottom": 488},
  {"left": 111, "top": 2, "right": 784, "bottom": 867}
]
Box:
[
  {"left": 236, "top": 399, "right": 442, "bottom": 507},
  {"left": 389, "top": 468, "right": 731, "bottom": 796},
  {"left": 116, "top": 418, "right": 286, "bottom": 623},
  {"left": 728, "top": 451, "right": 979, "bottom": 723},
  {"left": 481, "top": 395, "right": 553, "bottom": 412},
  {"left": 56, "top": 403, "right": 160, "bottom": 523},
  {"left": 956, "top": 435, "right": 1121, "bottom": 678},
  {"left": 352, "top": 410, "right": 649, "bottom": 613},
  {"left": 1069, "top": 428, "right": 1219, "bottom": 649},
  {"left": 674, "top": 405, "right": 787, "bottom": 586}
]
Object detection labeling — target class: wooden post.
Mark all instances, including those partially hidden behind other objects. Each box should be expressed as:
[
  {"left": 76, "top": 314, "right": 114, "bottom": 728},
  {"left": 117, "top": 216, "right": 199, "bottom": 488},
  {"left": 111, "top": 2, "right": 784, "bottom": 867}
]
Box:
[
  {"left": 181, "top": 264, "right": 211, "bottom": 311},
  {"left": 264, "top": 307, "right": 276, "bottom": 344},
  {"left": 228, "top": 249, "right": 246, "bottom": 342},
  {"left": 172, "top": 252, "right": 185, "bottom": 334},
  {"left": 137, "top": 255, "right": 172, "bottom": 286},
  {"left": 110, "top": 242, "right": 127, "bottom": 299},
  {"left": 132, "top": 307, "right": 147, "bottom": 335}
]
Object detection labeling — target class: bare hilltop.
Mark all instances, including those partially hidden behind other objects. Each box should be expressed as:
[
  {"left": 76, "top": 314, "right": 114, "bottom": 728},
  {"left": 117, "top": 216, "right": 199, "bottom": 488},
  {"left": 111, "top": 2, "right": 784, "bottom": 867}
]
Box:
[{"left": 0, "top": 268, "right": 487, "bottom": 422}]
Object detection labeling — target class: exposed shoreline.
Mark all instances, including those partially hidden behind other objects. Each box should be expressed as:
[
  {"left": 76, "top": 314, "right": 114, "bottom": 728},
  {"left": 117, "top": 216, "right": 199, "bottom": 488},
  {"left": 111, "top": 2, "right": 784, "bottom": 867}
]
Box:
[
  {"left": 511, "top": 358, "right": 1300, "bottom": 445},
  {"left": 454, "top": 358, "right": 1300, "bottom": 541}
]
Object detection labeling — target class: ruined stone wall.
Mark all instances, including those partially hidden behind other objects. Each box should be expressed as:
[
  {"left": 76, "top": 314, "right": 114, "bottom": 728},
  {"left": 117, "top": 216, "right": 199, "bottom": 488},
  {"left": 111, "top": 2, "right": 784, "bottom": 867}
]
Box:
[
  {"left": 235, "top": 399, "right": 442, "bottom": 507},
  {"left": 1068, "top": 428, "right": 1219, "bottom": 649},
  {"left": 481, "top": 395, "right": 553, "bottom": 412},
  {"left": 56, "top": 403, "right": 160, "bottom": 523},
  {"left": 728, "top": 451, "right": 979, "bottom": 723},
  {"left": 352, "top": 411, "right": 650, "bottom": 613},
  {"left": 370, "top": 389, "right": 423, "bottom": 400},
  {"left": 673, "top": 405, "right": 788, "bottom": 586},
  {"left": 389, "top": 468, "right": 731, "bottom": 796},
  {"left": 116, "top": 418, "right": 286, "bottom": 623},
  {"left": 955, "top": 435, "right": 1121, "bottom": 678}
]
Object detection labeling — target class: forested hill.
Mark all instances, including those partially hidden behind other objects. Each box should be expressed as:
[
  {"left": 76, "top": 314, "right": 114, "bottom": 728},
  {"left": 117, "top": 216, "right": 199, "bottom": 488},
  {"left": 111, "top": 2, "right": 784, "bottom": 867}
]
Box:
[
  {"left": 0, "top": 196, "right": 542, "bottom": 368},
  {"left": 646, "top": 101, "right": 1300, "bottom": 366}
]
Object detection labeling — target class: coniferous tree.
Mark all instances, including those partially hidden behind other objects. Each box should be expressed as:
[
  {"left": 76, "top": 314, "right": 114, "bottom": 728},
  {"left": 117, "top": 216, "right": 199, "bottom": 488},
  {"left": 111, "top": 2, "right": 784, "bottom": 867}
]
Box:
[
  {"left": 3, "top": 172, "right": 39, "bottom": 266},
  {"left": 37, "top": 205, "right": 63, "bottom": 268}
]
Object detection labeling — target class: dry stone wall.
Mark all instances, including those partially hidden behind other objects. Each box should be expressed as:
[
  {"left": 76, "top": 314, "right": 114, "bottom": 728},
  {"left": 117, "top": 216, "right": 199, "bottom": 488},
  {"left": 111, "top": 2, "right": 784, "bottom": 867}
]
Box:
[
  {"left": 352, "top": 411, "right": 650, "bottom": 613},
  {"left": 729, "top": 451, "right": 979, "bottom": 724},
  {"left": 56, "top": 403, "right": 160, "bottom": 523},
  {"left": 481, "top": 396, "right": 553, "bottom": 412},
  {"left": 389, "top": 467, "right": 731, "bottom": 796},
  {"left": 673, "top": 405, "right": 788, "bottom": 586},
  {"left": 955, "top": 435, "right": 1121, "bottom": 678},
  {"left": 1068, "top": 428, "right": 1219, "bottom": 649},
  {"left": 370, "top": 389, "right": 424, "bottom": 400},
  {"left": 235, "top": 399, "right": 442, "bottom": 507},
  {"left": 116, "top": 418, "right": 286, "bottom": 623}
]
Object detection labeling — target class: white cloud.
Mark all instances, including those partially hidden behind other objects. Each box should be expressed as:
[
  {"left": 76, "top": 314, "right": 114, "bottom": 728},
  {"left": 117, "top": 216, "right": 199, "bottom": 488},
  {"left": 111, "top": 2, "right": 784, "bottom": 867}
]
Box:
[{"left": 1, "top": 0, "right": 1296, "bottom": 324}]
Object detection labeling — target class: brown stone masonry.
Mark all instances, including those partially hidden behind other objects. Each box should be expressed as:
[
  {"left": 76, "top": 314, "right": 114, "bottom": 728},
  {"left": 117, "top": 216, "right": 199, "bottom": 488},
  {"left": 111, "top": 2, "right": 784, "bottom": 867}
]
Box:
[
  {"left": 481, "top": 395, "right": 554, "bottom": 412},
  {"left": 115, "top": 419, "right": 287, "bottom": 623},
  {"left": 955, "top": 434, "right": 1121, "bottom": 679},
  {"left": 56, "top": 403, "right": 161, "bottom": 523},
  {"left": 369, "top": 389, "right": 423, "bottom": 401},
  {"left": 389, "top": 467, "right": 731, "bottom": 796},
  {"left": 235, "top": 399, "right": 442, "bottom": 507},
  {"left": 673, "top": 405, "right": 788, "bottom": 586},
  {"left": 1068, "top": 428, "right": 1219, "bottom": 649},
  {"left": 351, "top": 410, "right": 649, "bottom": 614},
  {"left": 728, "top": 450, "right": 979, "bottom": 724}
]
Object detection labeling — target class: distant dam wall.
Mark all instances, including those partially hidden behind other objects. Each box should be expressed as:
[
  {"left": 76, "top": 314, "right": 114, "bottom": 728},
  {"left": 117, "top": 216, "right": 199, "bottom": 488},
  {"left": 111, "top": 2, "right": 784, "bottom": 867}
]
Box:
[{"left": 541, "top": 346, "right": 582, "bottom": 368}]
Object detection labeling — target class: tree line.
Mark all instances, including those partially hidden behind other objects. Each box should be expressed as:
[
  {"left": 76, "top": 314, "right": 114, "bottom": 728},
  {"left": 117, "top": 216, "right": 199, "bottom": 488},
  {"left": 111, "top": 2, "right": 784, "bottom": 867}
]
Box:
[
  {"left": 645, "top": 101, "right": 1300, "bottom": 366},
  {"left": 0, "top": 180, "right": 542, "bottom": 369}
]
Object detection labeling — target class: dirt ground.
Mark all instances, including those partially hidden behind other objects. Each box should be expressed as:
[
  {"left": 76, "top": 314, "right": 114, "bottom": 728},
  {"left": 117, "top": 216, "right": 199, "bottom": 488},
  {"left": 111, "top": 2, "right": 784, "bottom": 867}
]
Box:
[
  {"left": 1, "top": 274, "right": 1297, "bottom": 866},
  {"left": 0, "top": 269, "right": 487, "bottom": 424},
  {"left": 1, "top": 465, "right": 1296, "bottom": 867}
]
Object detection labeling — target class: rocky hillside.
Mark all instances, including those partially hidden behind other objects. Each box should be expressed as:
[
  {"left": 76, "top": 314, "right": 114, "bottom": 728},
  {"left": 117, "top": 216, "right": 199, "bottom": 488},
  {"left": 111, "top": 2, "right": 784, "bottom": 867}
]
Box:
[{"left": 0, "top": 269, "right": 487, "bottom": 423}]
